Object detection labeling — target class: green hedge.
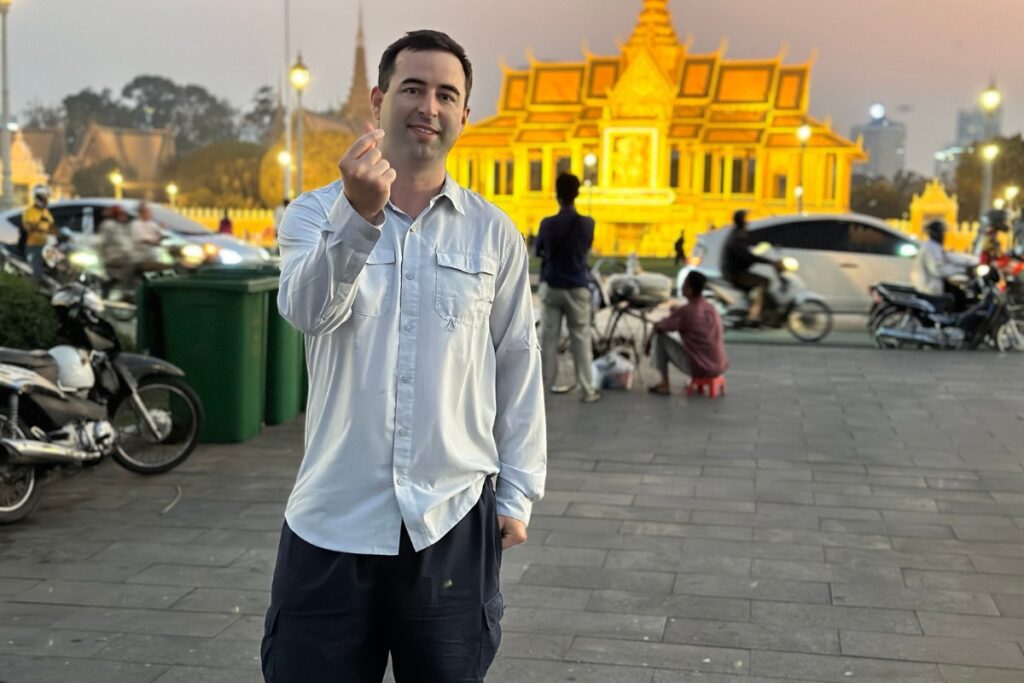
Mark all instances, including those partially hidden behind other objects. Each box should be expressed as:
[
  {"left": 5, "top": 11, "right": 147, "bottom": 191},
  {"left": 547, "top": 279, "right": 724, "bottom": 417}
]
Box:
[{"left": 0, "top": 273, "right": 58, "bottom": 349}]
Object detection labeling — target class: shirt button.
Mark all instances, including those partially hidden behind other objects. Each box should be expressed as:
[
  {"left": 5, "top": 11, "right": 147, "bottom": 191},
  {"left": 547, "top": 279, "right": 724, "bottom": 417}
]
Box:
[
  {"left": 397, "top": 476, "right": 409, "bottom": 486},
  {"left": 404, "top": 324, "right": 413, "bottom": 332},
  {"left": 405, "top": 272, "right": 414, "bottom": 280},
  {"left": 399, "top": 428, "right": 408, "bottom": 437},
  {"left": 401, "top": 376, "right": 411, "bottom": 384}
]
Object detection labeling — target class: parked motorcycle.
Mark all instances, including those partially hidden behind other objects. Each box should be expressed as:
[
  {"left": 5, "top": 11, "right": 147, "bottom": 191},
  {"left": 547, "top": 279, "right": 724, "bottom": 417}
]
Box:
[
  {"left": 680, "top": 249, "right": 833, "bottom": 343},
  {"left": 0, "top": 283, "right": 203, "bottom": 523},
  {"left": 871, "top": 264, "right": 1021, "bottom": 351}
]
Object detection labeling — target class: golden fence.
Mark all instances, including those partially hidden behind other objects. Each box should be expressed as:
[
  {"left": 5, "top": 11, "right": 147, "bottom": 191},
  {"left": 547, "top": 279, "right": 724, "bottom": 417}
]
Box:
[{"left": 177, "top": 207, "right": 279, "bottom": 247}]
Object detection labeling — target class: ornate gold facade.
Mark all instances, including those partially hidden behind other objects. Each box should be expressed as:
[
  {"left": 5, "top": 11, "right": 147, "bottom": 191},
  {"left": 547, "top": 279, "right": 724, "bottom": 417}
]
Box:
[{"left": 448, "top": 0, "right": 867, "bottom": 256}]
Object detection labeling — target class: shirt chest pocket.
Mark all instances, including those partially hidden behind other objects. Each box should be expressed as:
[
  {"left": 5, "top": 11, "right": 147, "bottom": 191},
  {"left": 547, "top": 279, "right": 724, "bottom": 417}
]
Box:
[
  {"left": 434, "top": 251, "right": 498, "bottom": 327},
  {"left": 352, "top": 248, "right": 395, "bottom": 317}
]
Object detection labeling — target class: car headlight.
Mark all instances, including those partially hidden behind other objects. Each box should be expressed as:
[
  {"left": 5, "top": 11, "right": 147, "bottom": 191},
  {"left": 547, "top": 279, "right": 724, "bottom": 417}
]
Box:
[
  {"left": 219, "top": 248, "right": 242, "bottom": 265},
  {"left": 781, "top": 256, "right": 800, "bottom": 272},
  {"left": 180, "top": 244, "right": 206, "bottom": 266},
  {"left": 259, "top": 247, "right": 271, "bottom": 261}
]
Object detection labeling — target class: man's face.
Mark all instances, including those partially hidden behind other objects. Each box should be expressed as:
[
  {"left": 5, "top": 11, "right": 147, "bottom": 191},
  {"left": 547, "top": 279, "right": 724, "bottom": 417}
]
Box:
[{"left": 371, "top": 49, "right": 469, "bottom": 168}]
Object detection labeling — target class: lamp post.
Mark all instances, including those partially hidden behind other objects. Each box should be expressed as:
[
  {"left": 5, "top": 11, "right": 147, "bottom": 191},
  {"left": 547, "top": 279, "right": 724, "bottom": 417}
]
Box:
[
  {"left": 981, "top": 143, "right": 1000, "bottom": 220},
  {"left": 166, "top": 182, "right": 178, "bottom": 208},
  {"left": 289, "top": 53, "right": 310, "bottom": 197},
  {"left": 583, "top": 152, "right": 598, "bottom": 216},
  {"left": 980, "top": 81, "right": 1002, "bottom": 139},
  {"left": 282, "top": 0, "right": 293, "bottom": 200},
  {"left": 796, "top": 124, "right": 811, "bottom": 214},
  {"left": 108, "top": 170, "right": 124, "bottom": 200},
  {"left": 277, "top": 149, "right": 292, "bottom": 194},
  {"left": 0, "top": 0, "right": 13, "bottom": 209}
]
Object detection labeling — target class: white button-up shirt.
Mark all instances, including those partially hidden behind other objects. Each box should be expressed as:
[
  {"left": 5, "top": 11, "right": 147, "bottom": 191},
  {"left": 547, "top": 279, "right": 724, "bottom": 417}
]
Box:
[{"left": 277, "top": 176, "right": 546, "bottom": 554}]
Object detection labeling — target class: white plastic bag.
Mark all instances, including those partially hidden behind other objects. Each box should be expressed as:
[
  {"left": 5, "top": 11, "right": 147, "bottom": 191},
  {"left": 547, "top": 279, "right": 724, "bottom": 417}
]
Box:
[{"left": 591, "top": 349, "right": 635, "bottom": 390}]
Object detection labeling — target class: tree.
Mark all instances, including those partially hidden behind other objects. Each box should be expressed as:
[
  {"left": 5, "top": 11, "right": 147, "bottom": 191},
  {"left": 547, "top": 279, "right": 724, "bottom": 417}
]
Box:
[
  {"left": 62, "top": 88, "right": 134, "bottom": 149},
  {"left": 955, "top": 134, "right": 1024, "bottom": 222},
  {"left": 71, "top": 157, "right": 123, "bottom": 198},
  {"left": 21, "top": 99, "right": 65, "bottom": 128},
  {"left": 162, "top": 141, "right": 264, "bottom": 208},
  {"left": 240, "top": 85, "right": 277, "bottom": 144},
  {"left": 259, "top": 130, "right": 355, "bottom": 206},
  {"left": 850, "top": 171, "right": 928, "bottom": 219},
  {"left": 121, "top": 75, "right": 238, "bottom": 154}
]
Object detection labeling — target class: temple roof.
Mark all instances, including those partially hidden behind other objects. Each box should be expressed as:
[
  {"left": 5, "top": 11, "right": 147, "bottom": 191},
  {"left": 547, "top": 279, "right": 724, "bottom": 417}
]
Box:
[{"left": 628, "top": 0, "right": 679, "bottom": 48}]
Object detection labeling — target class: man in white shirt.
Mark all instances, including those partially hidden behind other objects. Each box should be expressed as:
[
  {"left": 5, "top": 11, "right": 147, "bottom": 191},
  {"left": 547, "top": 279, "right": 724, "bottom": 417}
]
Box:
[
  {"left": 911, "top": 220, "right": 971, "bottom": 296},
  {"left": 262, "top": 30, "right": 546, "bottom": 683}
]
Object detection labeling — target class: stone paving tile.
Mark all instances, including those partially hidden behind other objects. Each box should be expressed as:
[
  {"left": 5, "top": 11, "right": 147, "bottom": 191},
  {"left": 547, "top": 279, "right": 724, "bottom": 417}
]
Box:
[
  {"left": 916, "top": 611, "right": 1024, "bottom": 640},
  {"left": 673, "top": 573, "right": 831, "bottom": 604},
  {"left": 87, "top": 542, "right": 247, "bottom": 567},
  {"left": 903, "top": 570, "right": 1024, "bottom": 595},
  {"left": 11, "top": 580, "right": 191, "bottom": 610},
  {"left": 503, "top": 606, "right": 666, "bottom": 641},
  {"left": 750, "top": 601, "right": 921, "bottom": 634},
  {"left": 0, "top": 655, "right": 168, "bottom": 683},
  {"left": 839, "top": 629, "right": 1024, "bottom": 669},
  {"left": 586, "top": 589, "right": 750, "bottom": 621},
  {"left": 487, "top": 657, "right": 655, "bottom": 683},
  {"left": 750, "top": 650, "right": 944, "bottom": 682},
  {"left": 518, "top": 565, "right": 675, "bottom": 594},
  {"left": 938, "top": 664, "right": 1024, "bottom": 683},
  {"left": 168, "top": 587, "right": 270, "bottom": 615},
  {"left": 565, "top": 636, "right": 749, "bottom": 673},
  {"left": 993, "top": 594, "right": 1024, "bottom": 617},
  {"left": 0, "top": 626, "right": 121, "bottom": 657},
  {"left": 663, "top": 617, "right": 838, "bottom": 655},
  {"left": 52, "top": 607, "right": 238, "bottom": 637}
]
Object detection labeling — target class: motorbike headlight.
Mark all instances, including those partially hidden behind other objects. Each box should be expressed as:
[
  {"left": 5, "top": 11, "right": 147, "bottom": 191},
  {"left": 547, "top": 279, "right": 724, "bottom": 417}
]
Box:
[
  {"left": 203, "top": 242, "right": 220, "bottom": 258},
  {"left": 69, "top": 251, "right": 99, "bottom": 268},
  {"left": 781, "top": 256, "right": 800, "bottom": 272},
  {"left": 976, "top": 264, "right": 991, "bottom": 278},
  {"left": 180, "top": 244, "right": 206, "bottom": 266},
  {"left": 218, "top": 248, "right": 242, "bottom": 265},
  {"left": 259, "top": 247, "right": 271, "bottom": 261}
]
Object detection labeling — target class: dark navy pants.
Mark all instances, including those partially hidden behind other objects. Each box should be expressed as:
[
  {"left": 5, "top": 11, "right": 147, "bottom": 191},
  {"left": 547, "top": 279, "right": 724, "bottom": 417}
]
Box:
[{"left": 261, "top": 483, "right": 504, "bottom": 682}]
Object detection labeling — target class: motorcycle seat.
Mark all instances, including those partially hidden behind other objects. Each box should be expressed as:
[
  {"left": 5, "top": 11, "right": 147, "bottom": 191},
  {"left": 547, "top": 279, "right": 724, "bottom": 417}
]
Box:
[
  {"left": 877, "top": 284, "right": 954, "bottom": 313},
  {"left": 0, "top": 347, "right": 61, "bottom": 384}
]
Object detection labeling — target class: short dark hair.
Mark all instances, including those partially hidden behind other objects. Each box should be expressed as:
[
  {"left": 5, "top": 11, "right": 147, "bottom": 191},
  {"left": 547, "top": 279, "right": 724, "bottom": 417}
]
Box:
[
  {"left": 378, "top": 30, "right": 473, "bottom": 103},
  {"left": 555, "top": 173, "right": 581, "bottom": 204},
  {"left": 733, "top": 209, "right": 748, "bottom": 228},
  {"left": 684, "top": 271, "right": 707, "bottom": 297}
]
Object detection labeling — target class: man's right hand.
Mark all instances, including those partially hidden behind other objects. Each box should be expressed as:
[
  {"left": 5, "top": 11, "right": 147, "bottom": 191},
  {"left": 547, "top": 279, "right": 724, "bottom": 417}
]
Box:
[{"left": 339, "top": 128, "right": 397, "bottom": 224}]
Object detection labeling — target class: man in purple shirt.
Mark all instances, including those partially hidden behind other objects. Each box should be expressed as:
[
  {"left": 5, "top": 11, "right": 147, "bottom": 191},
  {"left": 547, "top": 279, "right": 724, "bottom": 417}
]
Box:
[{"left": 645, "top": 270, "right": 728, "bottom": 395}]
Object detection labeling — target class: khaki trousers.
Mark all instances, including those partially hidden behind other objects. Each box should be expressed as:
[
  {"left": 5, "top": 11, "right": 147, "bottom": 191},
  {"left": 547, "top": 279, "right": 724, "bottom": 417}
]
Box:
[{"left": 539, "top": 283, "right": 597, "bottom": 398}]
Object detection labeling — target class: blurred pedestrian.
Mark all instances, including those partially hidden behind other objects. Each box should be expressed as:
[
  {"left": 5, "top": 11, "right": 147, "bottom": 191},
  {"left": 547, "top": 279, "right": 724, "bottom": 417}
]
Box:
[
  {"left": 98, "top": 205, "right": 135, "bottom": 292},
  {"left": 217, "top": 208, "right": 233, "bottom": 234},
  {"left": 673, "top": 230, "right": 686, "bottom": 266},
  {"left": 535, "top": 172, "right": 600, "bottom": 403},
  {"left": 273, "top": 198, "right": 290, "bottom": 241},
  {"left": 21, "top": 185, "right": 55, "bottom": 280}
]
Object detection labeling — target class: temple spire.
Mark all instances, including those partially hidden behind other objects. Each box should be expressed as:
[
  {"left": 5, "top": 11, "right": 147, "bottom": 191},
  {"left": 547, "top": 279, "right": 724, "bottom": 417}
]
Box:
[
  {"left": 340, "top": 2, "right": 373, "bottom": 127},
  {"left": 628, "top": 0, "right": 679, "bottom": 47}
]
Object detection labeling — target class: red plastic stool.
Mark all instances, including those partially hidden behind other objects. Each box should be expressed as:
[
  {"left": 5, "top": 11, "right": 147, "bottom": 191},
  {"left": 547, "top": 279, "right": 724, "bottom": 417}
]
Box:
[{"left": 686, "top": 375, "right": 726, "bottom": 399}]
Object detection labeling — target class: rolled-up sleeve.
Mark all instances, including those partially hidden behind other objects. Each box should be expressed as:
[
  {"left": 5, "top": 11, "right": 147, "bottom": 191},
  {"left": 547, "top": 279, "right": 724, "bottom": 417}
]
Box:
[
  {"left": 277, "top": 186, "right": 383, "bottom": 336},
  {"left": 489, "top": 220, "right": 546, "bottom": 526}
]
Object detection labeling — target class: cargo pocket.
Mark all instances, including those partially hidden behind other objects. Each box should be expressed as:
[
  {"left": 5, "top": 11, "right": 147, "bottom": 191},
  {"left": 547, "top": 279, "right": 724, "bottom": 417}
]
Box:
[
  {"left": 352, "top": 247, "right": 395, "bottom": 317},
  {"left": 479, "top": 592, "right": 504, "bottom": 674},
  {"left": 260, "top": 606, "right": 280, "bottom": 681},
  {"left": 434, "top": 251, "right": 498, "bottom": 327}
]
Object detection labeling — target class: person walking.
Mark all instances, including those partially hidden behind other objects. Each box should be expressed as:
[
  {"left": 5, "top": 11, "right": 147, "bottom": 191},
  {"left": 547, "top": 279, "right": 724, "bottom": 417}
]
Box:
[
  {"left": 217, "top": 208, "right": 233, "bottom": 234},
  {"left": 534, "top": 172, "right": 600, "bottom": 402},
  {"left": 264, "top": 30, "right": 545, "bottom": 683},
  {"left": 673, "top": 229, "right": 686, "bottom": 266}
]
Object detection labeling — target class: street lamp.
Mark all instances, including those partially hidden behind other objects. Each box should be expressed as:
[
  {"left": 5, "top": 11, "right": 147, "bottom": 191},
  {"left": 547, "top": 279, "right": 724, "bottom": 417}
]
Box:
[
  {"left": 1006, "top": 185, "right": 1020, "bottom": 207},
  {"left": 980, "top": 81, "right": 1002, "bottom": 138},
  {"left": 0, "top": 0, "right": 14, "bottom": 209},
  {"left": 166, "top": 182, "right": 179, "bottom": 208},
  {"left": 108, "top": 170, "right": 124, "bottom": 200},
  {"left": 289, "top": 52, "right": 310, "bottom": 197},
  {"left": 277, "top": 149, "right": 292, "bottom": 196},
  {"left": 981, "top": 143, "right": 1000, "bottom": 219},
  {"left": 583, "top": 152, "right": 598, "bottom": 216},
  {"left": 796, "top": 124, "right": 812, "bottom": 214}
]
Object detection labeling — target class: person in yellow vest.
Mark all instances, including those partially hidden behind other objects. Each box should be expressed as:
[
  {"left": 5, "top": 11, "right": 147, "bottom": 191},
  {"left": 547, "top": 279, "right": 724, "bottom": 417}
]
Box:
[{"left": 21, "top": 185, "right": 56, "bottom": 280}]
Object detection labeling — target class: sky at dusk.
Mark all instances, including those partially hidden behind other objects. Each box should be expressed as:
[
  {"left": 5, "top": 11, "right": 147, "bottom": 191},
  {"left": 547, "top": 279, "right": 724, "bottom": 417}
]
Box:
[{"left": 9, "top": 0, "right": 1024, "bottom": 174}]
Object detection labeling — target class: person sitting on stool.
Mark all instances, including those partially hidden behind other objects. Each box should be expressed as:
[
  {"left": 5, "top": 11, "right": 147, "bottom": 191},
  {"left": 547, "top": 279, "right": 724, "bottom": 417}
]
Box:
[{"left": 645, "top": 270, "right": 728, "bottom": 395}]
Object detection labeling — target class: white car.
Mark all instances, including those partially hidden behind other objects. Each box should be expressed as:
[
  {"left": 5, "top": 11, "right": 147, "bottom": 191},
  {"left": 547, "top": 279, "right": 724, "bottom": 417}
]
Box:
[
  {"left": 679, "top": 213, "right": 920, "bottom": 314},
  {"left": 0, "top": 199, "right": 272, "bottom": 267}
]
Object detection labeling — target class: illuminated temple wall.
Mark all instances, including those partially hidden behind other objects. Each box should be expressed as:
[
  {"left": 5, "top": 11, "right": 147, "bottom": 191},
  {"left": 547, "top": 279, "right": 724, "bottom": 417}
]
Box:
[{"left": 448, "top": 0, "right": 867, "bottom": 256}]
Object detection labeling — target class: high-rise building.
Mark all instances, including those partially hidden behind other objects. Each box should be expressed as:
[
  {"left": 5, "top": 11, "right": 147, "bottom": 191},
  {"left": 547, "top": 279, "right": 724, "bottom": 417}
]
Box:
[
  {"left": 957, "top": 107, "right": 1002, "bottom": 147},
  {"left": 850, "top": 103, "right": 906, "bottom": 179}
]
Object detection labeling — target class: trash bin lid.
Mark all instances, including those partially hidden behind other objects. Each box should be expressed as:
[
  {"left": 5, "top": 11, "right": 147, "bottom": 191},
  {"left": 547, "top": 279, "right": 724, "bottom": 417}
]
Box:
[{"left": 146, "top": 272, "right": 279, "bottom": 293}]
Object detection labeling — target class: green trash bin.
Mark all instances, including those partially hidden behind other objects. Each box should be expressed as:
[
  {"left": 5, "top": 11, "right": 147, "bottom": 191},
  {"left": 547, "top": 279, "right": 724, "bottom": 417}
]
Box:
[{"left": 143, "top": 269, "right": 278, "bottom": 443}]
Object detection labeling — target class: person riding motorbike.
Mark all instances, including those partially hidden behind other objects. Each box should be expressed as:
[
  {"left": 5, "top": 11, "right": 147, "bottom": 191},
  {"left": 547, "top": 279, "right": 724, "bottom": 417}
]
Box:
[
  {"left": 911, "top": 219, "right": 976, "bottom": 308},
  {"left": 20, "top": 185, "right": 56, "bottom": 280},
  {"left": 720, "top": 209, "right": 783, "bottom": 326},
  {"left": 979, "top": 209, "right": 1010, "bottom": 266}
]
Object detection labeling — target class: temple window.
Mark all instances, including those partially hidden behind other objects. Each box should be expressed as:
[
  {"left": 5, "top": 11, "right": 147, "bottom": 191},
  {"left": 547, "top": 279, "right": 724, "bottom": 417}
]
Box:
[
  {"left": 669, "top": 148, "right": 681, "bottom": 188},
  {"left": 731, "top": 151, "right": 756, "bottom": 195},
  {"left": 702, "top": 152, "right": 725, "bottom": 195},
  {"left": 466, "top": 159, "right": 475, "bottom": 191},
  {"left": 555, "top": 152, "right": 572, "bottom": 179},
  {"left": 824, "top": 153, "right": 837, "bottom": 201},
  {"left": 772, "top": 173, "right": 788, "bottom": 199},
  {"left": 528, "top": 149, "right": 544, "bottom": 192},
  {"left": 493, "top": 158, "right": 514, "bottom": 196}
]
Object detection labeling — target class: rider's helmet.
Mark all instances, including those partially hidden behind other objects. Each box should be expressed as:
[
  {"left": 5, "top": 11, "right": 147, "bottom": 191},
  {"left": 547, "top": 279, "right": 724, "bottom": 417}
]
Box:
[
  {"left": 986, "top": 209, "right": 1010, "bottom": 231},
  {"left": 924, "top": 219, "right": 947, "bottom": 243},
  {"left": 32, "top": 184, "right": 50, "bottom": 205}
]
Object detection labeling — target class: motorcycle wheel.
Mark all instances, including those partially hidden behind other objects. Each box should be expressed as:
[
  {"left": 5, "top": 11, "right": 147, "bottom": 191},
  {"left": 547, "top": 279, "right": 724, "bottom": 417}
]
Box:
[
  {"left": 873, "top": 310, "right": 919, "bottom": 349},
  {"left": 0, "top": 415, "right": 42, "bottom": 524},
  {"left": 868, "top": 304, "right": 901, "bottom": 333},
  {"left": 110, "top": 375, "right": 203, "bottom": 475},
  {"left": 996, "top": 319, "right": 1024, "bottom": 352},
  {"left": 786, "top": 300, "right": 833, "bottom": 343}
]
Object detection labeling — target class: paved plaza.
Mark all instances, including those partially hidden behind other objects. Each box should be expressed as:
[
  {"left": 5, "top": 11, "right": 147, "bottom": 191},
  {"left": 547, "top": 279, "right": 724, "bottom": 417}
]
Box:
[{"left": 2, "top": 343, "right": 1024, "bottom": 682}]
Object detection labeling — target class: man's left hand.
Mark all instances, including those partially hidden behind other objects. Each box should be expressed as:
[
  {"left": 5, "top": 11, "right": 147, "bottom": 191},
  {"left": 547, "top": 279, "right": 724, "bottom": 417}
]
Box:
[{"left": 497, "top": 515, "right": 527, "bottom": 549}]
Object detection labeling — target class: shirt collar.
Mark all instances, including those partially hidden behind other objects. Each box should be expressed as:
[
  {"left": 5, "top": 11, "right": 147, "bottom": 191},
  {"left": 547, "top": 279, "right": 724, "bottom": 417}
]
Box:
[{"left": 437, "top": 174, "right": 466, "bottom": 215}]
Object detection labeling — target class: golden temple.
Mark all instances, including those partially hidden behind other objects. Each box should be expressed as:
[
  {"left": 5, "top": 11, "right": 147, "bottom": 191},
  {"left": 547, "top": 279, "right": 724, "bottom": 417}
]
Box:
[{"left": 448, "top": 0, "right": 867, "bottom": 256}]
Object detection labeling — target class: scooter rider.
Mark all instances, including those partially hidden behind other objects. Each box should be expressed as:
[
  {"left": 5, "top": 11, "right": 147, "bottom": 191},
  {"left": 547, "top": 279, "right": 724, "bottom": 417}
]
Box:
[
  {"left": 911, "top": 219, "right": 972, "bottom": 299},
  {"left": 979, "top": 209, "right": 1010, "bottom": 266},
  {"left": 21, "top": 185, "right": 56, "bottom": 281},
  {"left": 721, "top": 209, "right": 782, "bottom": 326}
]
